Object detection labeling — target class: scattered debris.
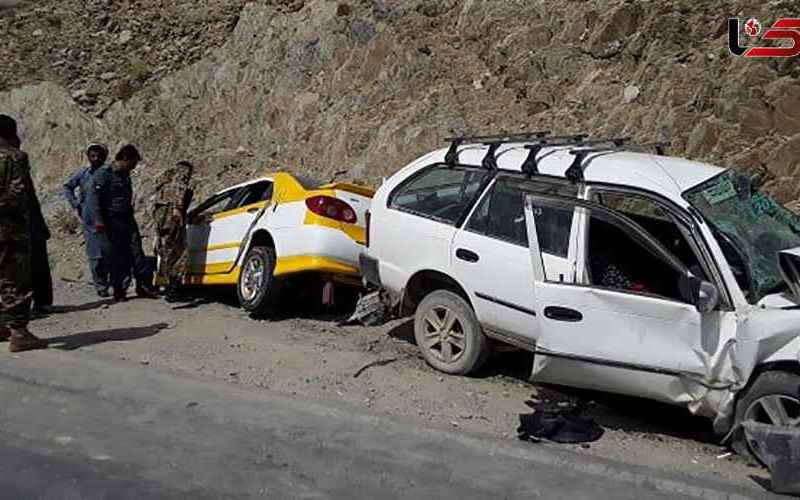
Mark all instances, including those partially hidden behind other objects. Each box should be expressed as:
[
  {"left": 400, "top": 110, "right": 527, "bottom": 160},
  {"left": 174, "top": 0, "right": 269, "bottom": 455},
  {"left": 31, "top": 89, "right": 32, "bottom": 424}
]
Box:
[
  {"left": 742, "top": 422, "right": 800, "bottom": 496},
  {"left": 186, "top": 401, "right": 199, "bottom": 409},
  {"left": 341, "top": 290, "right": 387, "bottom": 326},
  {"left": 517, "top": 399, "right": 604, "bottom": 445},
  {"left": 716, "top": 452, "right": 733, "bottom": 460},
  {"left": 353, "top": 357, "right": 399, "bottom": 378}
]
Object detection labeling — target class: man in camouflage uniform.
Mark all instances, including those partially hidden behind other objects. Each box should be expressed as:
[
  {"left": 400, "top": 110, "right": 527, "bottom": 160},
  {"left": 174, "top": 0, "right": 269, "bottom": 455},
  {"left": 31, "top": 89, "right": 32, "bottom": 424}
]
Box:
[
  {"left": 0, "top": 115, "right": 48, "bottom": 352},
  {"left": 153, "top": 161, "right": 194, "bottom": 303}
]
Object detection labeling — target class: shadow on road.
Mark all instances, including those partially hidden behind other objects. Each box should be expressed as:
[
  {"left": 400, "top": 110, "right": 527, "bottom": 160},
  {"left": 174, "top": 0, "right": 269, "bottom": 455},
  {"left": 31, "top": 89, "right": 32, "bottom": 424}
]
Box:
[
  {"left": 47, "top": 299, "right": 114, "bottom": 314},
  {"left": 46, "top": 323, "right": 170, "bottom": 351}
]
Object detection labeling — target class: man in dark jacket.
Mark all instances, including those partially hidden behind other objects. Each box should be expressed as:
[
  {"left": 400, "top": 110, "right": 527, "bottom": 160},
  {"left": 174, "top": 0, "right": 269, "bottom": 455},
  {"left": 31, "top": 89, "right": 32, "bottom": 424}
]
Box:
[
  {"left": 0, "top": 114, "right": 48, "bottom": 352},
  {"left": 30, "top": 177, "right": 52, "bottom": 314},
  {"left": 64, "top": 144, "right": 110, "bottom": 296},
  {"left": 92, "top": 144, "right": 157, "bottom": 301}
]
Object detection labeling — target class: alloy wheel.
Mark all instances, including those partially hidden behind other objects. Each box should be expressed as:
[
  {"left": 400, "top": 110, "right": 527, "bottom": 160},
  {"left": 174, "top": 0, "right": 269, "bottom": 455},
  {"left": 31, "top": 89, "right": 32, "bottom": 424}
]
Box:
[
  {"left": 240, "top": 258, "right": 264, "bottom": 302},
  {"left": 421, "top": 306, "right": 466, "bottom": 364},
  {"left": 744, "top": 394, "right": 800, "bottom": 427}
]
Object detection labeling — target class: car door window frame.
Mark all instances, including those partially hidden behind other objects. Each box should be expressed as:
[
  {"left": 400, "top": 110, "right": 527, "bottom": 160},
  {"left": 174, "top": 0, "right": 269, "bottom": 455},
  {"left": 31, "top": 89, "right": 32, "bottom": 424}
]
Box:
[
  {"left": 232, "top": 180, "right": 274, "bottom": 210},
  {"left": 464, "top": 173, "right": 578, "bottom": 255},
  {"left": 188, "top": 188, "right": 240, "bottom": 222},
  {"left": 526, "top": 193, "right": 701, "bottom": 306},
  {"left": 585, "top": 183, "right": 733, "bottom": 311}
]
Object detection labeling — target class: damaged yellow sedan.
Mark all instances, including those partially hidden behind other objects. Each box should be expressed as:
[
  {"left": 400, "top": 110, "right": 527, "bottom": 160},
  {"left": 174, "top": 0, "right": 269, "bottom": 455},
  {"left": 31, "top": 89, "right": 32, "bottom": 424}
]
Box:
[{"left": 184, "top": 172, "right": 373, "bottom": 314}]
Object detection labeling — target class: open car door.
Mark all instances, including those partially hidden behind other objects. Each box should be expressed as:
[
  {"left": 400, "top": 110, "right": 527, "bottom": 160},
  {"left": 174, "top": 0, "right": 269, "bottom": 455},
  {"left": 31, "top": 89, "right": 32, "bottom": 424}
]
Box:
[
  {"left": 187, "top": 180, "right": 273, "bottom": 279},
  {"left": 523, "top": 194, "right": 722, "bottom": 405}
]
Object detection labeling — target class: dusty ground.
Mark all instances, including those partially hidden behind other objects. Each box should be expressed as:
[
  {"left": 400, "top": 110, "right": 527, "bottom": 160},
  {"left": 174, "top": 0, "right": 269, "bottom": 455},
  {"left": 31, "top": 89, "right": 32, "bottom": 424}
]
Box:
[{"left": 25, "top": 279, "right": 769, "bottom": 489}]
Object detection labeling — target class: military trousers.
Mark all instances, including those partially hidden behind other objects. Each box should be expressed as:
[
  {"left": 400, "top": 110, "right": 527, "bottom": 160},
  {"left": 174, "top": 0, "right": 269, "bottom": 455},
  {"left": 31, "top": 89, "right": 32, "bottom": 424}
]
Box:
[{"left": 0, "top": 241, "right": 32, "bottom": 329}]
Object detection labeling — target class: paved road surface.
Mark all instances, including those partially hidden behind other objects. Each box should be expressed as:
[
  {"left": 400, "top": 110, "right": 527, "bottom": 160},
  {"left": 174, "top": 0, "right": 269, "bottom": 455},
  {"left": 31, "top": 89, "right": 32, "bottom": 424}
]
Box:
[{"left": 0, "top": 349, "right": 775, "bottom": 499}]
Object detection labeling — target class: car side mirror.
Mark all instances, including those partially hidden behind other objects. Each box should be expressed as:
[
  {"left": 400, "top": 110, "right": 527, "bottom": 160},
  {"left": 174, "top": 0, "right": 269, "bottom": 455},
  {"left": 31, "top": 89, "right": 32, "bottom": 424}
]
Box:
[
  {"left": 695, "top": 281, "right": 720, "bottom": 313},
  {"left": 679, "top": 274, "right": 720, "bottom": 313}
]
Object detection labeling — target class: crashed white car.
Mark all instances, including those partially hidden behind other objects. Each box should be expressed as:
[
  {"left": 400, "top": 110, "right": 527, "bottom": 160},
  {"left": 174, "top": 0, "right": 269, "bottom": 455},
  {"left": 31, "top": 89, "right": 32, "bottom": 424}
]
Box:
[{"left": 360, "top": 132, "right": 800, "bottom": 452}]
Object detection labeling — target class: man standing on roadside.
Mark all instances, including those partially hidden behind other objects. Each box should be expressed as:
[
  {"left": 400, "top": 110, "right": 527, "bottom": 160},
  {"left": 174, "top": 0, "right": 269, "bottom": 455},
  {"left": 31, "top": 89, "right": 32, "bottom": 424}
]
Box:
[
  {"left": 30, "top": 166, "right": 53, "bottom": 315},
  {"left": 0, "top": 114, "right": 48, "bottom": 352},
  {"left": 64, "top": 144, "right": 110, "bottom": 297},
  {"left": 92, "top": 144, "right": 157, "bottom": 301},
  {"left": 153, "top": 161, "right": 194, "bottom": 303}
]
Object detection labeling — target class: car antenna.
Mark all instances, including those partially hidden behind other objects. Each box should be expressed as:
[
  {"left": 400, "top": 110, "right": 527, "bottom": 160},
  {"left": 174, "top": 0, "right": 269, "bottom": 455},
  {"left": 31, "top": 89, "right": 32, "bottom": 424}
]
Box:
[{"left": 565, "top": 141, "right": 670, "bottom": 183}]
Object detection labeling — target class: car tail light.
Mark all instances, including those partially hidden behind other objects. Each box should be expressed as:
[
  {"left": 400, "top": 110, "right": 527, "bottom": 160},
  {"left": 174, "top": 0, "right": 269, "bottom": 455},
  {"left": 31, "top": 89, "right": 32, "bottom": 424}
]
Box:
[
  {"left": 365, "top": 211, "right": 371, "bottom": 247},
  {"left": 306, "top": 195, "right": 357, "bottom": 224}
]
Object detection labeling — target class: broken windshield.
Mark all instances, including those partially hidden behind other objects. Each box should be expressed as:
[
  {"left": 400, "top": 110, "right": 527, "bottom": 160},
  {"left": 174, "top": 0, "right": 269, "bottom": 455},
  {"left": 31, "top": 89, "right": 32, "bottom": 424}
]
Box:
[{"left": 685, "top": 170, "right": 800, "bottom": 303}]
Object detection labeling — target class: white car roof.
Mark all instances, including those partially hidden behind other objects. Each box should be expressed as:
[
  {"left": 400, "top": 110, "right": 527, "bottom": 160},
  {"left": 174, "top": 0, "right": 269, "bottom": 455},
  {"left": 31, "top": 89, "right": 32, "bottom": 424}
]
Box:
[{"left": 428, "top": 143, "right": 726, "bottom": 199}]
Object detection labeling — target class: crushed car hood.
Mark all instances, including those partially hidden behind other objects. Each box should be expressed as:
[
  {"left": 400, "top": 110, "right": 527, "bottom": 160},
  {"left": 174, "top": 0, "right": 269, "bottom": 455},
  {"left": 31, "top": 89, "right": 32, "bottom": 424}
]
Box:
[{"left": 778, "top": 247, "right": 800, "bottom": 302}]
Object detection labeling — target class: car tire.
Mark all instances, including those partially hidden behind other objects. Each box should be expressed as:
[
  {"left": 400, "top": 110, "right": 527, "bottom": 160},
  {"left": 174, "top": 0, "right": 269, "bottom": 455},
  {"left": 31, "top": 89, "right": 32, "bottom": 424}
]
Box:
[
  {"left": 413, "top": 290, "right": 490, "bottom": 375},
  {"left": 732, "top": 370, "right": 800, "bottom": 462},
  {"left": 237, "top": 246, "right": 280, "bottom": 316}
]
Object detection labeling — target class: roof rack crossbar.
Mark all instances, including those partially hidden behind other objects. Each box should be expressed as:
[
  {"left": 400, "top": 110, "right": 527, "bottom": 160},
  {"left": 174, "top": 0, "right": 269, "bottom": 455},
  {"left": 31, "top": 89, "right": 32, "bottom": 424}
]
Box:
[
  {"left": 569, "top": 141, "right": 671, "bottom": 156},
  {"left": 444, "top": 130, "right": 551, "bottom": 144},
  {"left": 519, "top": 136, "right": 630, "bottom": 176}
]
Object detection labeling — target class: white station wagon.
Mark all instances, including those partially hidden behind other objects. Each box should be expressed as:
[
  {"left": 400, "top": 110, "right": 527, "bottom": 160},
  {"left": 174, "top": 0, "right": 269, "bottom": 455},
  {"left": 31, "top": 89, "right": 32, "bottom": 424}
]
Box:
[{"left": 360, "top": 132, "right": 800, "bottom": 455}]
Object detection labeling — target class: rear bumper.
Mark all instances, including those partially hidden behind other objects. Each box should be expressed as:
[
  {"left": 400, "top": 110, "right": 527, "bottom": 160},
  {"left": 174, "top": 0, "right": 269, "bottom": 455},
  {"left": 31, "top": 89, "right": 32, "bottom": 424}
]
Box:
[
  {"left": 274, "top": 255, "right": 359, "bottom": 277},
  {"left": 359, "top": 253, "right": 381, "bottom": 287}
]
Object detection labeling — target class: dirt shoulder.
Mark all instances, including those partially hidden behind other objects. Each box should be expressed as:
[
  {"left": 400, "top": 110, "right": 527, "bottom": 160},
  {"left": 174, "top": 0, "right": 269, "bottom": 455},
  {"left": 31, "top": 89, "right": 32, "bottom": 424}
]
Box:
[{"left": 27, "top": 280, "right": 767, "bottom": 488}]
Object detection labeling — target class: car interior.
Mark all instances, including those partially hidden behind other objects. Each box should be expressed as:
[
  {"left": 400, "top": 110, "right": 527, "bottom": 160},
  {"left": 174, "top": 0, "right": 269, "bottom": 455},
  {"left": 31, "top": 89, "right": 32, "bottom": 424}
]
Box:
[{"left": 586, "top": 208, "right": 706, "bottom": 303}]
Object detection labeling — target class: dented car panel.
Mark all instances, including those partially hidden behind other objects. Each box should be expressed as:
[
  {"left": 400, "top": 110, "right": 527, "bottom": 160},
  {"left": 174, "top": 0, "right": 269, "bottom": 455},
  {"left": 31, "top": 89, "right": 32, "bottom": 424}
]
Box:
[{"left": 365, "top": 140, "right": 800, "bottom": 436}]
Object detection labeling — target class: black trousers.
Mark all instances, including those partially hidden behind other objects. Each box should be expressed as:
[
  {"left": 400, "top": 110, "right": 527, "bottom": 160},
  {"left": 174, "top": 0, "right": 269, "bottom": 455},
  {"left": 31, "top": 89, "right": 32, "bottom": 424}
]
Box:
[
  {"left": 104, "top": 215, "right": 153, "bottom": 295},
  {"left": 31, "top": 236, "right": 53, "bottom": 307},
  {"left": 105, "top": 215, "right": 134, "bottom": 295}
]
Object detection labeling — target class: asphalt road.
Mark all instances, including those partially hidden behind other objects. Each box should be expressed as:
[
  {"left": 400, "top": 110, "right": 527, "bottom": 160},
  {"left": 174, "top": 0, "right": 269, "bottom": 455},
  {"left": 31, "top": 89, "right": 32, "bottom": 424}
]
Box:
[{"left": 0, "top": 349, "right": 774, "bottom": 499}]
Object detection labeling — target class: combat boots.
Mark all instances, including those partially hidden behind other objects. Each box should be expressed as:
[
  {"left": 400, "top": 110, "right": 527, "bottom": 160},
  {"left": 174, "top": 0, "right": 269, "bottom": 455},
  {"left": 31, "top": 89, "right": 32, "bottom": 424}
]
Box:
[
  {"left": 8, "top": 327, "right": 47, "bottom": 352},
  {"left": 164, "top": 279, "right": 187, "bottom": 303},
  {"left": 136, "top": 282, "right": 159, "bottom": 299}
]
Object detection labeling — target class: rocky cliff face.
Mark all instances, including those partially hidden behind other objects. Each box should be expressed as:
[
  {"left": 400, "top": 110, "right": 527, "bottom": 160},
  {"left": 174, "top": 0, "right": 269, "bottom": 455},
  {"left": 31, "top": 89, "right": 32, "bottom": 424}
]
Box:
[{"left": 1, "top": 0, "right": 798, "bottom": 278}]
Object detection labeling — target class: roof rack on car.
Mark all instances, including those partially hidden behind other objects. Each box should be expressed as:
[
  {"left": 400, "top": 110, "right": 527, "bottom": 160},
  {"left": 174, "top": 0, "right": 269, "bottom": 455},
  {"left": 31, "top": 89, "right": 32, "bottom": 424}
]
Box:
[
  {"left": 520, "top": 136, "right": 630, "bottom": 176},
  {"left": 444, "top": 130, "right": 551, "bottom": 168},
  {"left": 564, "top": 142, "right": 671, "bottom": 183},
  {"left": 474, "top": 132, "right": 606, "bottom": 171}
]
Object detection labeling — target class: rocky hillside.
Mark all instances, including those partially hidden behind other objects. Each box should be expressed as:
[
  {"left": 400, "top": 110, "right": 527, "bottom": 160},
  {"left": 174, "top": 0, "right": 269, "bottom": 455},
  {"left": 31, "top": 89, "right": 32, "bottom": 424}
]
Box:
[{"left": 0, "top": 0, "right": 798, "bottom": 278}]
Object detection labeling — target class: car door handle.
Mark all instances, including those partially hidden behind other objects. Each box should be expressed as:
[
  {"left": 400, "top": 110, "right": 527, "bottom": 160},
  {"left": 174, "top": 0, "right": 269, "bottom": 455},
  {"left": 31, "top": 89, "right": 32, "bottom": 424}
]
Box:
[
  {"left": 247, "top": 207, "right": 259, "bottom": 214},
  {"left": 455, "top": 248, "right": 480, "bottom": 263},
  {"left": 544, "top": 306, "right": 583, "bottom": 322}
]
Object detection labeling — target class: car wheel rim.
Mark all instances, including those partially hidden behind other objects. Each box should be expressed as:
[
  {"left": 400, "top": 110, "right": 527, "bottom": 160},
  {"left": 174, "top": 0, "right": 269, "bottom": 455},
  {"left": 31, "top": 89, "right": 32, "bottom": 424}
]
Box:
[
  {"left": 744, "top": 394, "right": 800, "bottom": 427},
  {"left": 241, "top": 258, "right": 265, "bottom": 302},
  {"left": 422, "top": 306, "right": 466, "bottom": 364}
]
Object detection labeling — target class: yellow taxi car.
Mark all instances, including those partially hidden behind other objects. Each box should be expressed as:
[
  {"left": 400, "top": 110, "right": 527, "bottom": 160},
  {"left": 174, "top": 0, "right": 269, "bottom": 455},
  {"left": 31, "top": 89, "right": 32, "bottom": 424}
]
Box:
[{"left": 183, "top": 172, "right": 373, "bottom": 314}]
